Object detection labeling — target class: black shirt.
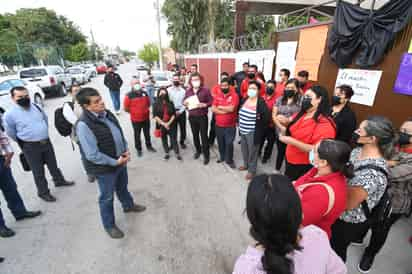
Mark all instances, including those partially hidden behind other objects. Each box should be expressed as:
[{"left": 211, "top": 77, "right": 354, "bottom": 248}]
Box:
[{"left": 331, "top": 104, "right": 357, "bottom": 144}]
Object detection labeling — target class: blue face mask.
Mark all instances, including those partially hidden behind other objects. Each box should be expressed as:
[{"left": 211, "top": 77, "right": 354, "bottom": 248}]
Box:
[
  {"left": 134, "top": 84, "right": 141, "bottom": 91},
  {"left": 247, "top": 88, "right": 257, "bottom": 98},
  {"left": 309, "top": 149, "right": 316, "bottom": 166}
]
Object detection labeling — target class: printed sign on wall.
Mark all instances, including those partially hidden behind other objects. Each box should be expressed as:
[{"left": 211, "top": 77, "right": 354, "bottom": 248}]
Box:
[
  {"left": 275, "top": 41, "right": 298, "bottom": 81},
  {"left": 394, "top": 53, "right": 412, "bottom": 96},
  {"left": 335, "top": 69, "right": 383, "bottom": 107}
]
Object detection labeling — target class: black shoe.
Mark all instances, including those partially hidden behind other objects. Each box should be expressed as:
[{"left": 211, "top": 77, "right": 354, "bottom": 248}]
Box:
[
  {"left": 216, "top": 159, "right": 223, "bottom": 163},
  {"left": 55, "top": 180, "right": 75, "bottom": 187},
  {"left": 164, "top": 154, "right": 170, "bottom": 160},
  {"left": 203, "top": 158, "right": 210, "bottom": 165},
  {"left": 0, "top": 257, "right": 4, "bottom": 263},
  {"left": 0, "top": 226, "right": 15, "bottom": 238},
  {"left": 137, "top": 150, "right": 143, "bottom": 157},
  {"left": 124, "top": 204, "right": 146, "bottom": 213},
  {"left": 194, "top": 152, "right": 201, "bottom": 159},
  {"left": 180, "top": 143, "right": 187, "bottom": 149},
  {"left": 176, "top": 155, "right": 182, "bottom": 161},
  {"left": 88, "top": 175, "right": 96, "bottom": 183},
  {"left": 358, "top": 253, "right": 375, "bottom": 273},
  {"left": 15, "top": 211, "right": 42, "bottom": 221},
  {"left": 147, "top": 146, "right": 157, "bottom": 153},
  {"left": 39, "top": 193, "right": 57, "bottom": 202},
  {"left": 227, "top": 162, "right": 236, "bottom": 169},
  {"left": 262, "top": 158, "right": 268, "bottom": 164},
  {"left": 105, "top": 225, "right": 124, "bottom": 239}
]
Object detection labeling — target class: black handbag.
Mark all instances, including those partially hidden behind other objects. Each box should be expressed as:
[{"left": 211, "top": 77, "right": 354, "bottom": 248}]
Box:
[{"left": 19, "top": 153, "right": 31, "bottom": 171}]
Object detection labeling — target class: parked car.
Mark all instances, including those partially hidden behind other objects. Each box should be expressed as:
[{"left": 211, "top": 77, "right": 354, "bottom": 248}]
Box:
[
  {"left": 18, "top": 66, "right": 71, "bottom": 97},
  {"left": 66, "top": 67, "right": 87, "bottom": 84},
  {"left": 80, "top": 64, "right": 97, "bottom": 80},
  {"left": 152, "top": 71, "right": 173, "bottom": 91},
  {"left": 96, "top": 63, "right": 107, "bottom": 74},
  {"left": 0, "top": 76, "right": 46, "bottom": 114},
  {"left": 136, "top": 64, "right": 148, "bottom": 71}
]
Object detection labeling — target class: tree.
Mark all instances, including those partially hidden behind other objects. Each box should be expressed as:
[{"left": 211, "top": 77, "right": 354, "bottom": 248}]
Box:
[
  {"left": 65, "top": 42, "right": 89, "bottom": 62},
  {"left": 138, "top": 43, "right": 159, "bottom": 66}
]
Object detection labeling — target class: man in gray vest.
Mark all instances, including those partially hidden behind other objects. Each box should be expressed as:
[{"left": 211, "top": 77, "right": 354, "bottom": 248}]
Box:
[{"left": 75, "top": 87, "right": 146, "bottom": 239}]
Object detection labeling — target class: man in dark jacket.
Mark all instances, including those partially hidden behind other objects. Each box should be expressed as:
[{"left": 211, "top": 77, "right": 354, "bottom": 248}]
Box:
[
  {"left": 75, "top": 87, "right": 146, "bottom": 239},
  {"left": 103, "top": 64, "right": 123, "bottom": 114},
  {"left": 232, "top": 62, "right": 249, "bottom": 97}
]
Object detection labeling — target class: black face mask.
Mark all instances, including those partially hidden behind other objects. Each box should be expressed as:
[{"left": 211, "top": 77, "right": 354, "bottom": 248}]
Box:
[
  {"left": 266, "top": 87, "right": 274, "bottom": 95},
  {"left": 248, "top": 73, "right": 255, "bottom": 79},
  {"left": 301, "top": 97, "right": 313, "bottom": 111},
  {"left": 17, "top": 97, "right": 30, "bottom": 108},
  {"left": 399, "top": 132, "right": 411, "bottom": 146},
  {"left": 331, "top": 95, "right": 342, "bottom": 106},
  {"left": 173, "top": 81, "right": 180, "bottom": 87},
  {"left": 284, "top": 89, "right": 295, "bottom": 98},
  {"left": 351, "top": 132, "right": 361, "bottom": 144},
  {"left": 221, "top": 88, "right": 229, "bottom": 94}
]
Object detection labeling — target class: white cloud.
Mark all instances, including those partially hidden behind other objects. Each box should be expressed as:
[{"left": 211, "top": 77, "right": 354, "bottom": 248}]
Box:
[{"left": 0, "top": 0, "right": 171, "bottom": 52}]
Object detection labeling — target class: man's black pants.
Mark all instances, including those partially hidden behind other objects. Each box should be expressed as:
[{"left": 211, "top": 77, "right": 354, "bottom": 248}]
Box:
[{"left": 189, "top": 115, "right": 209, "bottom": 159}]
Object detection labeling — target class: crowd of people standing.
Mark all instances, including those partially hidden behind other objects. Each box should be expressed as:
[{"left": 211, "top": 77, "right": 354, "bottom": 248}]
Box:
[{"left": 0, "top": 61, "right": 410, "bottom": 274}]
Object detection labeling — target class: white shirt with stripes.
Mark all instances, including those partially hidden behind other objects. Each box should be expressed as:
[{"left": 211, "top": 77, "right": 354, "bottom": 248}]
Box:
[{"left": 239, "top": 105, "right": 256, "bottom": 135}]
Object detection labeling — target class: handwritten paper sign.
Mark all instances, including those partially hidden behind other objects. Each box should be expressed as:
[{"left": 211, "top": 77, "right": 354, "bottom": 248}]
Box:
[
  {"left": 275, "top": 41, "right": 297, "bottom": 81},
  {"left": 335, "top": 69, "right": 382, "bottom": 107},
  {"left": 394, "top": 53, "right": 412, "bottom": 96}
]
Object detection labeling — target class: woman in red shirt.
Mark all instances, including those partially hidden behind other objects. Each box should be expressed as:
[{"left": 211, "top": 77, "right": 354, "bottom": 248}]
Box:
[
  {"left": 279, "top": 85, "right": 336, "bottom": 181},
  {"left": 153, "top": 88, "right": 182, "bottom": 161},
  {"left": 294, "top": 139, "right": 353, "bottom": 238}
]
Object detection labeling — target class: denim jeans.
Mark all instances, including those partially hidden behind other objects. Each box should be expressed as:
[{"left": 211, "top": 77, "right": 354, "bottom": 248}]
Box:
[
  {"left": 95, "top": 166, "right": 134, "bottom": 230},
  {"left": 109, "top": 90, "right": 121, "bottom": 111},
  {"left": 145, "top": 86, "right": 155, "bottom": 105},
  {"left": 215, "top": 126, "right": 236, "bottom": 164},
  {"left": 0, "top": 156, "right": 27, "bottom": 228}
]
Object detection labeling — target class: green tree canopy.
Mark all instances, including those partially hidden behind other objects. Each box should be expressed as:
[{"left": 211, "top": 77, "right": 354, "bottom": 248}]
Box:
[
  {"left": 138, "top": 43, "right": 159, "bottom": 66},
  {"left": 65, "top": 42, "right": 89, "bottom": 62}
]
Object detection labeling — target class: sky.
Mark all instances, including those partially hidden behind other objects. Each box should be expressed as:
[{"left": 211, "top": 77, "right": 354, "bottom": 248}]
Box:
[{"left": 0, "top": 0, "right": 172, "bottom": 52}]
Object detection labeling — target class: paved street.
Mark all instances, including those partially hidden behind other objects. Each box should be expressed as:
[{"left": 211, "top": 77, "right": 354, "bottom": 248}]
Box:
[{"left": 0, "top": 62, "right": 411, "bottom": 274}]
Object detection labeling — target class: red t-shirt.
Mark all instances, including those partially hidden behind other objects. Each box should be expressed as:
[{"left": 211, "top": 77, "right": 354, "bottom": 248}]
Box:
[
  {"left": 263, "top": 94, "right": 276, "bottom": 127},
  {"left": 286, "top": 114, "right": 336, "bottom": 165},
  {"left": 275, "top": 81, "right": 286, "bottom": 101},
  {"left": 211, "top": 85, "right": 220, "bottom": 98},
  {"left": 294, "top": 168, "right": 347, "bottom": 238},
  {"left": 123, "top": 91, "right": 150, "bottom": 122},
  {"left": 163, "top": 103, "right": 170, "bottom": 122},
  {"left": 240, "top": 78, "right": 266, "bottom": 99},
  {"left": 301, "top": 81, "right": 313, "bottom": 94},
  {"left": 213, "top": 87, "right": 239, "bottom": 128}
]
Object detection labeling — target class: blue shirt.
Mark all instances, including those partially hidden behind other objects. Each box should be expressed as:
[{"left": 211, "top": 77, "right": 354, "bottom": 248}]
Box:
[
  {"left": 76, "top": 111, "right": 127, "bottom": 167},
  {"left": 167, "top": 86, "right": 186, "bottom": 113},
  {"left": 3, "top": 103, "right": 49, "bottom": 142}
]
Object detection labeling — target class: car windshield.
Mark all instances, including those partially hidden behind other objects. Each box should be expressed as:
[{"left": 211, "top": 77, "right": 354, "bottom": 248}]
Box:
[
  {"left": 153, "top": 73, "right": 168, "bottom": 81},
  {"left": 8, "top": 79, "right": 25, "bottom": 87},
  {"left": 20, "top": 68, "right": 47, "bottom": 78},
  {"left": 68, "top": 69, "right": 81, "bottom": 74}
]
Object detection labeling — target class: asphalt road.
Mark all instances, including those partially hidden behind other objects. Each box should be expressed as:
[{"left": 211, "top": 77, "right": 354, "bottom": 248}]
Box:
[{"left": 0, "top": 62, "right": 410, "bottom": 274}]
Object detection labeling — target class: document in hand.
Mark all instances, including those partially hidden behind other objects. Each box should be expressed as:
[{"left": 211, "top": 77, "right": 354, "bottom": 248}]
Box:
[{"left": 186, "top": 95, "right": 200, "bottom": 110}]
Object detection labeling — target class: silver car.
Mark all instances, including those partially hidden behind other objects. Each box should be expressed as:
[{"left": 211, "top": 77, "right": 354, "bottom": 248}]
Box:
[
  {"left": 80, "top": 64, "right": 97, "bottom": 81},
  {"left": 66, "top": 67, "right": 87, "bottom": 85},
  {"left": 18, "top": 65, "right": 72, "bottom": 97}
]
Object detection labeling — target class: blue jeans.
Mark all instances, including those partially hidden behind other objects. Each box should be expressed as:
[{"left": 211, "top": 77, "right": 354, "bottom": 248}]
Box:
[
  {"left": 215, "top": 126, "right": 236, "bottom": 164},
  {"left": 0, "top": 157, "right": 27, "bottom": 228},
  {"left": 96, "top": 166, "right": 134, "bottom": 230},
  {"left": 109, "top": 90, "right": 121, "bottom": 111},
  {"left": 145, "top": 86, "right": 155, "bottom": 105}
]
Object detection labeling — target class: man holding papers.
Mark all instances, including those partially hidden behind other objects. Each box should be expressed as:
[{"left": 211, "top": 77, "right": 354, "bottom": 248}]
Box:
[{"left": 183, "top": 73, "right": 213, "bottom": 165}]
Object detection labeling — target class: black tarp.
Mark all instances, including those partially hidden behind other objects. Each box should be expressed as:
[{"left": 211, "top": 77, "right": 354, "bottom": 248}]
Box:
[{"left": 328, "top": 0, "right": 412, "bottom": 68}]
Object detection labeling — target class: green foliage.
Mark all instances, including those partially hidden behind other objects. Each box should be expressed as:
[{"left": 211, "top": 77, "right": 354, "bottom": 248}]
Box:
[
  {"left": 88, "top": 44, "right": 104, "bottom": 61},
  {"left": 138, "top": 43, "right": 159, "bottom": 66},
  {"left": 65, "top": 42, "right": 89, "bottom": 62}
]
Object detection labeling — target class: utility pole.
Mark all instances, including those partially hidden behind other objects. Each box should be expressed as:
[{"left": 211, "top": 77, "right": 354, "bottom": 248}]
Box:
[
  {"left": 155, "top": 0, "right": 164, "bottom": 71},
  {"left": 90, "top": 28, "right": 97, "bottom": 62}
]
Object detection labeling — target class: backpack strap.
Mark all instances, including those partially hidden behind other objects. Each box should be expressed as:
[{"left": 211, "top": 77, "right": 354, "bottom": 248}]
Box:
[
  {"left": 294, "top": 182, "right": 336, "bottom": 216},
  {"left": 354, "top": 164, "right": 389, "bottom": 218}
]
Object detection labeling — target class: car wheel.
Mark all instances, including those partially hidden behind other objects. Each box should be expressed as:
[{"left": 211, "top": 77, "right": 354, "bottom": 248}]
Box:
[
  {"left": 34, "top": 93, "right": 44, "bottom": 107},
  {"left": 58, "top": 84, "right": 67, "bottom": 97}
]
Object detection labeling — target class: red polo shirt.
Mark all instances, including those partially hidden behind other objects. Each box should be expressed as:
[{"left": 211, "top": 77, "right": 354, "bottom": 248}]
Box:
[
  {"left": 294, "top": 168, "right": 347, "bottom": 238},
  {"left": 263, "top": 94, "right": 277, "bottom": 127},
  {"left": 275, "top": 81, "right": 286, "bottom": 101},
  {"left": 213, "top": 87, "right": 239, "bottom": 128},
  {"left": 240, "top": 78, "right": 266, "bottom": 99},
  {"left": 286, "top": 114, "right": 336, "bottom": 165}
]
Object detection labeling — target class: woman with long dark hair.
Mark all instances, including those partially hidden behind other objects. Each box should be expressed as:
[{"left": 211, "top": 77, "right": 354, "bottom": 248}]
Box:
[
  {"left": 330, "top": 116, "right": 396, "bottom": 272},
  {"left": 272, "top": 78, "right": 302, "bottom": 171},
  {"left": 279, "top": 85, "right": 336, "bottom": 180},
  {"left": 153, "top": 87, "right": 182, "bottom": 161},
  {"left": 233, "top": 174, "right": 346, "bottom": 274},
  {"left": 294, "top": 139, "right": 352, "bottom": 238}
]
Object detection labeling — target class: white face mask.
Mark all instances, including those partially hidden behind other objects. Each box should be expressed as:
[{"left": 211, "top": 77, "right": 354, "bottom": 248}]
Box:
[
  {"left": 192, "top": 80, "right": 201, "bottom": 88},
  {"left": 247, "top": 88, "right": 257, "bottom": 98},
  {"left": 134, "top": 84, "right": 141, "bottom": 91},
  {"left": 309, "top": 149, "right": 316, "bottom": 166}
]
